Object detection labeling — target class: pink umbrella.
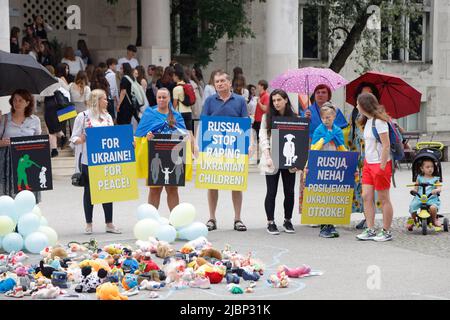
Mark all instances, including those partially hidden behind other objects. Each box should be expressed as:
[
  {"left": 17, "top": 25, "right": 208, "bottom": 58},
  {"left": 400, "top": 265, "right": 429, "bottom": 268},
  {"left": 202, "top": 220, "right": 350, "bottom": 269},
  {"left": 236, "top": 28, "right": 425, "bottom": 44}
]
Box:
[{"left": 270, "top": 67, "right": 349, "bottom": 95}]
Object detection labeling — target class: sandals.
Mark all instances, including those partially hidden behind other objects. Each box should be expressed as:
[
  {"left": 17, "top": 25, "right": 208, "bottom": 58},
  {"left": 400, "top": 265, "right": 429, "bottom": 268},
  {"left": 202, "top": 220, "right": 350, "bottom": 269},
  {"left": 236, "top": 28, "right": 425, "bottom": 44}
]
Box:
[
  {"left": 206, "top": 219, "right": 217, "bottom": 231},
  {"left": 234, "top": 220, "right": 247, "bottom": 232}
]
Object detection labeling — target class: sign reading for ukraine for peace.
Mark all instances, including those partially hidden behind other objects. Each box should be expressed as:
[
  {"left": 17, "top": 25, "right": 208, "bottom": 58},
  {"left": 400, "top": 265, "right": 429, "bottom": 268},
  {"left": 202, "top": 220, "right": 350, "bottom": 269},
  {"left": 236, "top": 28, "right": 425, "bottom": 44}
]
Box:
[
  {"left": 196, "top": 116, "right": 251, "bottom": 191},
  {"left": 86, "top": 125, "right": 139, "bottom": 205},
  {"left": 301, "top": 151, "right": 358, "bottom": 225}
]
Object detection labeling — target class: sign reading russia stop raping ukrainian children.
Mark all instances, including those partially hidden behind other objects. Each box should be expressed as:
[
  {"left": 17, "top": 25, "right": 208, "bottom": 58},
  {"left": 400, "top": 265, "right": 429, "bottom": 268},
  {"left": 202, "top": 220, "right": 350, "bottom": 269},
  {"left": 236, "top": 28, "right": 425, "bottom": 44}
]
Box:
[
  {"left": 196, "top": 116, "right": 251, "bottom": 191},
  {"left": 301, "top": 151, "right": 358, "bottom": 225},
  {"left": 86, "top": 125, "right": 139, "bottom": 204}
]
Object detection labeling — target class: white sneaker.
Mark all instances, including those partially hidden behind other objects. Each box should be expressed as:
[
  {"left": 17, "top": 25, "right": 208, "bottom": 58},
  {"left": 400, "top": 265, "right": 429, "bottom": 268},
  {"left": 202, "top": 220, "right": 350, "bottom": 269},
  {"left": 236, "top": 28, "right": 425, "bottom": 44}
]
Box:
[
  {"left": 106, "top": 225, "right": 122, "bottom": 234},
  {"left": 373, "top": 229, "right": 393, "bottom": 242},
  {"left": 356, "top": 228, "right": 377, "bottom": 241}
]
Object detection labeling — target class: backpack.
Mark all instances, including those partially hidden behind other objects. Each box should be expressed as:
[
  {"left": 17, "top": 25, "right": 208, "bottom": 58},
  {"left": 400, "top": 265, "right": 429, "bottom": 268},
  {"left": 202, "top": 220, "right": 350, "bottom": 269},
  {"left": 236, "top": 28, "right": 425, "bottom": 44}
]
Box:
[
  {"left": 179, "top": 83, "right": 196, "bottom": 107},
  {"left": 124, "top": 75, "right": 148, "bottom": 115},
  {"left": 372, "top": 118, "right": 405, "bottom": 188},
  {"left": 371, "top": 119, "right": 405, "bottom": 161}
]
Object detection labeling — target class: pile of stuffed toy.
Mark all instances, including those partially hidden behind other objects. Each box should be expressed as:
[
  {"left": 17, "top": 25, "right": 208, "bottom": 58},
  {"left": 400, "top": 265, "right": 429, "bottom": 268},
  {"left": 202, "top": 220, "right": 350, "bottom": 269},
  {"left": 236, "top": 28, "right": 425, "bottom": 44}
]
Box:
[{"left": 0, "top": 235, "right": 322, "bottom": 300}]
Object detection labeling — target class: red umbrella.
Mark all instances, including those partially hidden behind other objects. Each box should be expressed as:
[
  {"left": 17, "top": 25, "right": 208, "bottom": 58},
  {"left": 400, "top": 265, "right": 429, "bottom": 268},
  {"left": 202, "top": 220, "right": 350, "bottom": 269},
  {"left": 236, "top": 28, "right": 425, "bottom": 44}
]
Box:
[{"left": 346, "top": 71, "right": 422, "bottom": 119}]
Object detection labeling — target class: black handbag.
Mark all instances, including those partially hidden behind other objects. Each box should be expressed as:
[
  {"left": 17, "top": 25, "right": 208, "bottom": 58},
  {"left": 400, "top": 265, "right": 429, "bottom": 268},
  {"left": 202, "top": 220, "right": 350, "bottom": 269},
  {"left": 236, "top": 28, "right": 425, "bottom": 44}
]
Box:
[{"left": 71, "top": 152, "right": 85, "bottom": 187}]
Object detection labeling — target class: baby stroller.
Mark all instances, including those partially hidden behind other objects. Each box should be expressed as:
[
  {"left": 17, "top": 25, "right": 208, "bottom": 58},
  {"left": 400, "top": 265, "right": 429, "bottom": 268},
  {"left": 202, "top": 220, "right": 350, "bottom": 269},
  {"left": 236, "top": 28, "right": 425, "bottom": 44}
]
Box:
[{"left": 407, "top": 142, "right": 448, "bottom": 235}]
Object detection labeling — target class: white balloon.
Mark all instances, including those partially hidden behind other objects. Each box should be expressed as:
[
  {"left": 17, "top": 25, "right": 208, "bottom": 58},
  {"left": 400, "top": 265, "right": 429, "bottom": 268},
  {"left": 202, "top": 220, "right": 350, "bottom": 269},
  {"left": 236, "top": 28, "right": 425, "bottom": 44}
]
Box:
[
  {"left": 136, "top": 204, "right": 160, "bottom": 221},
  {"left": 158, "top": 217, "right": 170, "bottom": 225},
  {"left": 156, "top": 225, "right": 177, "bottom": 243},
  {"left": 14, "top": 191, "right": 36, "bottom": 216},
  {"left": 38, "top": 226, "right": 58, "bottom": 246},
  {"left": 40, "top": 216, "right": 48, "bottom": 227},
  {"left": 0, "top": 196, "right": 17, "bottom": 222},
  {"left": 133, "top": 219, "right": 160, "bottom": 241},
  {"left": 24, "top": 232, "right": 49, "bottom": 254},
  {"left": 18, "top": 213, "right": 40, "bottom": 236},
  {"left": 32, "top": 206, "right": 42, "bottom": 217}
]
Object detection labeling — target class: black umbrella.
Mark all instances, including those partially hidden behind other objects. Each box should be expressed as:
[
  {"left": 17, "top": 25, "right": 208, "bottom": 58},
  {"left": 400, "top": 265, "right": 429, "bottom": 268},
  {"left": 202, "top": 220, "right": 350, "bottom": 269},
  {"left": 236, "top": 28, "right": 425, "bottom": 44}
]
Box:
[{"left": 0, "top": 50, "right": 58, "bottom": 96}]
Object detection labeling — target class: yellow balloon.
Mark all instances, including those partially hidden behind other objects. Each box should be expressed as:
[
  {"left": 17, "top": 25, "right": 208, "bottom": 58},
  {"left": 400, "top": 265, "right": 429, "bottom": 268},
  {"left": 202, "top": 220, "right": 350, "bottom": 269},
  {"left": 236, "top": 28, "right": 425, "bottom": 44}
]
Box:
[
  {"left": 38, "top": 226, "right": 58, "bottom": 246},
  {"left": 133, "top": 219, "right": 160, "bottom": 241},
  {"left": 169, "top": 203, "right": 196, "bottom": 228},
  {"left": 0, "top": 216, "right": 15, "bottom": 236}
]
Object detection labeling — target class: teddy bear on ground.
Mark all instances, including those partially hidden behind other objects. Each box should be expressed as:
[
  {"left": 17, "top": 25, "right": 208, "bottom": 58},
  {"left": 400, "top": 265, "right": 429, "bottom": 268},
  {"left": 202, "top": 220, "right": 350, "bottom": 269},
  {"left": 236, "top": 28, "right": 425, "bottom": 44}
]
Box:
[
  {"left": 15, "top": 266, "right": 33, "bottom": 290},
  {"left": 96, "top": 282, "right": 128, "bottom": 300},
  {"left": 156, "top": 241, "right": 176, "bottom": 259},
  {"left": 75, "top": 266, "right": 108, "bottom": 293},
  {"left": 31, "top": 284, "right": 62, "bottom": 299}
]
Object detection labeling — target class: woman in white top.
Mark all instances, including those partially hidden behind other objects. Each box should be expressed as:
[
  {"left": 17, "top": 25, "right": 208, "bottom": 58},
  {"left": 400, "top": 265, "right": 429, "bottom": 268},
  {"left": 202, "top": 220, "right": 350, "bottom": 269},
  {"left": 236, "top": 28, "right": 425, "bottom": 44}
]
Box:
[
  {"left": 70, "top": 89, "right": 120, "bottom": 235},
  {"left": 356, "top": 92, "right": 394, "bottom": 242},
  {"left": 61, "top": 47, "right": 85, "bottom": 81},
  {"left": 233, "top": 74, "right": 249, "bottom": 102},
  {"left": 69, "top": 71, "right": 91, "bottom": 114},
  {"left": 0, "top": 89, "right": 41, "bottom": 201}
]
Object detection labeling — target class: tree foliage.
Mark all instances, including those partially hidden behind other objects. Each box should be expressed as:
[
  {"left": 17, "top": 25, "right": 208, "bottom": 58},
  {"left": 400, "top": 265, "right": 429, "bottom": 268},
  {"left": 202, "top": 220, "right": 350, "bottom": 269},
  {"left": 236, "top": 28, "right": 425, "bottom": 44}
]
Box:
[
  {"left": 306, "top": 0, "right": 424, "bottom": 74},
  {"left": 171, "top": 0, "right": 263, "bottom": 66}
]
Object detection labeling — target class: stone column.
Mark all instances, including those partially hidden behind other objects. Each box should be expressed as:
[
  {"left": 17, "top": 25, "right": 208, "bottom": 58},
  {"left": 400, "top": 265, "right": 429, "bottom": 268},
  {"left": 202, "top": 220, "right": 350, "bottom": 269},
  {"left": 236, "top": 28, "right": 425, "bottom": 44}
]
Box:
[
  {"left": 265, "top": 0, "right": 299, "bottom": 109},
  {"left": 0, "top": 0, "right": 10, "bottom": 52},
  {"left": 140, "top": 0, "right": 171, "bottom": 67}
]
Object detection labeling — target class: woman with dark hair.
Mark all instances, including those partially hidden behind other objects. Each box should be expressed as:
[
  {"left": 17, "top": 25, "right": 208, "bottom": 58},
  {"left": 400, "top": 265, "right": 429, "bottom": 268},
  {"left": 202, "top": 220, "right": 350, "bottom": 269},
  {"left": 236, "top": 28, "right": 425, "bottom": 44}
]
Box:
[
  {"left": 39, "top": 41, "right": 54, "bottom": 67},
  {"left": 136, "top": 65, "right": 148, "bottom": 93},
  {"left": 172, "top": 65, "right": 193, "bottom": 132},
  {"left": 0, "top": 90, "right": 42, "bottom": 200},
  {"left": 192, "top": 64, "right": 205, "bottom": 90},
  {"left": 232, "top": 66, "right": 244, "bottom": 88},
  {"left": 233, "top": 75, "right": 249, "bottom": 102},
  {"left": 135, "top": 88, "right": 187, "bottom": 211},
  {"left": 356, "top": 92, "right": 394, "bottom": 242},
  {"left": 91, "top": 68, "right": 115, "bottom": 121},
  {"left": 259, "top": 89, "right": 298, "bottom": 235},
  {"left": 10, "top": 27, "right": 21, "bottom": 54},
  {"left": 69, "top": 71, "right": 91, "bottom": 114},
  {"left": 157, "top": 66, "right": 176, "bottom": 100},
  {"left": 76, "top": 39, "right": 93, "bottom": 66},
  {"left": 302, "top": 84, "right": 348, "bottom": 137},
  {"left": 117, "top": 63, "right": 141, "bottom": 125},
  {"left": 31, "top": 15, "right": 52, "bottom": 42}
]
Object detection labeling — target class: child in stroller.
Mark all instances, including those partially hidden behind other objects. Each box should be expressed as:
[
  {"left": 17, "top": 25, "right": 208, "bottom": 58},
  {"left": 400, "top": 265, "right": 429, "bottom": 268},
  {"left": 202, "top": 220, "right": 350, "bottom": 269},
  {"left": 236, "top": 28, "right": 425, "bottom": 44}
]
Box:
[{"left": 407, "top": 142, "right": 444, "bottom": 231}]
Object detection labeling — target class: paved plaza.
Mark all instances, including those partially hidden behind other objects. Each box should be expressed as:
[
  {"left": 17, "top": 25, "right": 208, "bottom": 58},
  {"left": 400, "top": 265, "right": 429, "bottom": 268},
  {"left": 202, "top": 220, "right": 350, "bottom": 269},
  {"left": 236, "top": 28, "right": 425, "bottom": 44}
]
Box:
[{"left": 4, "top": 162, "right": 448, "bottom": 300}]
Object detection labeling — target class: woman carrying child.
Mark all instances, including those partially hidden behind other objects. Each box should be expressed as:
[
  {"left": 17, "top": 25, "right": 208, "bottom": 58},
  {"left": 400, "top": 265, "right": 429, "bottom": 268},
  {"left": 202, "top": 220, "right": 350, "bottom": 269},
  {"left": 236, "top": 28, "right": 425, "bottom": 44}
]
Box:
[{"left": 259, "top": 89, "right": 299, "bottom": 235}]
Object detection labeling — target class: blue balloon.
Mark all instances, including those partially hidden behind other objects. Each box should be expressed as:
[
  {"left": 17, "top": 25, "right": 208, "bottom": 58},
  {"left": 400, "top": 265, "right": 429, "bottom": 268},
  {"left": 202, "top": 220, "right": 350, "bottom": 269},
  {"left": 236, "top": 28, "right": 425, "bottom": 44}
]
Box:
[
  {"left": 136, "top": 204, "right": 160, "bottom": 221},
  {"left": 2, "top": 233, "right": 24, "bottom": 253},
  {"left": 14, "top": 191, "right": 36, "bottom": 217},
  {"left": 156, "top": 225, "right": 177, "bottom": 243},
  {"left": 25, "top": 232, "right": 49, "bottom": 254},
  {"left": 177, "top": 222, "right": 208, "bottom": 241},
  {"left": 0, "top": 196, "right": 18, "bottom": 223},
  {"left": 18, "top": 213, "right": 41, "bottom": 237}
]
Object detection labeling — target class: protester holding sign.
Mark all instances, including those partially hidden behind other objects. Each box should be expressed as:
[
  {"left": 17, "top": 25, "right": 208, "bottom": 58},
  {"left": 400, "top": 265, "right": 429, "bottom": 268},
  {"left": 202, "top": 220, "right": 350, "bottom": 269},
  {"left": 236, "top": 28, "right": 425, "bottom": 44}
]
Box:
[
  {"left": 70, "top": 89, "right": 121, "bottom": 235},
  {"left": 135, "top": 88, "right": 187, "bottom": 211},
  {"left": 0, "top": 89, "right": 42, "bottom": 201},
  {"left": 200, "top": 71, "right": 253, "bottom": 232},
  {"left": 259, "top": 89, "right": 299, "bottom": 235},
  {"left": 308, "top": 103, "right": 348, "bottom": 238},
  {"left": 356, "top": 92, "right": 393, "bottom": 242}
]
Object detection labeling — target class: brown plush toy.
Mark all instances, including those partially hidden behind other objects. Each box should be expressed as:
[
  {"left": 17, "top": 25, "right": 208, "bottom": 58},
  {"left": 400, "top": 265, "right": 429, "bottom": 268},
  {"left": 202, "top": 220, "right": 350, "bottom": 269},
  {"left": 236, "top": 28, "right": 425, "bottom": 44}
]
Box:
[
  {"left": 200, "top": 248, "right": 222, "bottom": 260},
  {"left": 156, "top": 242, "right": 175, "bottom": 259},
  {"left": 51, "top": 247, "right": 68, "bottom": 260}
]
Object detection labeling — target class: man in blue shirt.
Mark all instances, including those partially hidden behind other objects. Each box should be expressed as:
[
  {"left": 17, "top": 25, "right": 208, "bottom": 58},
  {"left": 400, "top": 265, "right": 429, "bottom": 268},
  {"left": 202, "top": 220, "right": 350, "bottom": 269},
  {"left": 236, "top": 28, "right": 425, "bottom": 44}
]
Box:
[{"left": 199, "top": 71, "right": 252, "bottom": 232}]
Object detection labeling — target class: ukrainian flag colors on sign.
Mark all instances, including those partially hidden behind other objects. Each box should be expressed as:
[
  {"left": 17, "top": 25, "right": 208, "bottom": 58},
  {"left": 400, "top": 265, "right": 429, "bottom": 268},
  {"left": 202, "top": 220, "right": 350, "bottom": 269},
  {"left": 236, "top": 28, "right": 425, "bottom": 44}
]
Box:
[
  {"left": 196, "top": 116, "right": 251, "bottom": 191},
  {"left": 86, "top": 125, "right": 139, "bottom": 205},
  {"left": 57, "top": 105, "right": 77, "bottom": 122},
  {"left": 301, "top": 151, "right": 359, "bottom": 225}
]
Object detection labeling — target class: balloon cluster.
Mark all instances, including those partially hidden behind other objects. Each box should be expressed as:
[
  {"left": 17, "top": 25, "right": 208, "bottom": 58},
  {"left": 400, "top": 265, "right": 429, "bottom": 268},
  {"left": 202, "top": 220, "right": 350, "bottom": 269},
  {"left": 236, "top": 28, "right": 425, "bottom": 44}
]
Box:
[
  {"left": 0, "top": 191, "right": 58, "bottom": 254},
  {"left": 133, "top": 203, "right": 208, "bottom": 243}
]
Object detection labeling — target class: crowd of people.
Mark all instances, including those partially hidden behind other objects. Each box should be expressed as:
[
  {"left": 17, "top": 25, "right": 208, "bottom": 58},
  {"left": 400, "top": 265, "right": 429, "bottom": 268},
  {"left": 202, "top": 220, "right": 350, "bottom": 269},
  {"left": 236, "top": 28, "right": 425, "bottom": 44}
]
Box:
[{"left": 4, "top": 17, "right": 438, "bottom": 243}]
